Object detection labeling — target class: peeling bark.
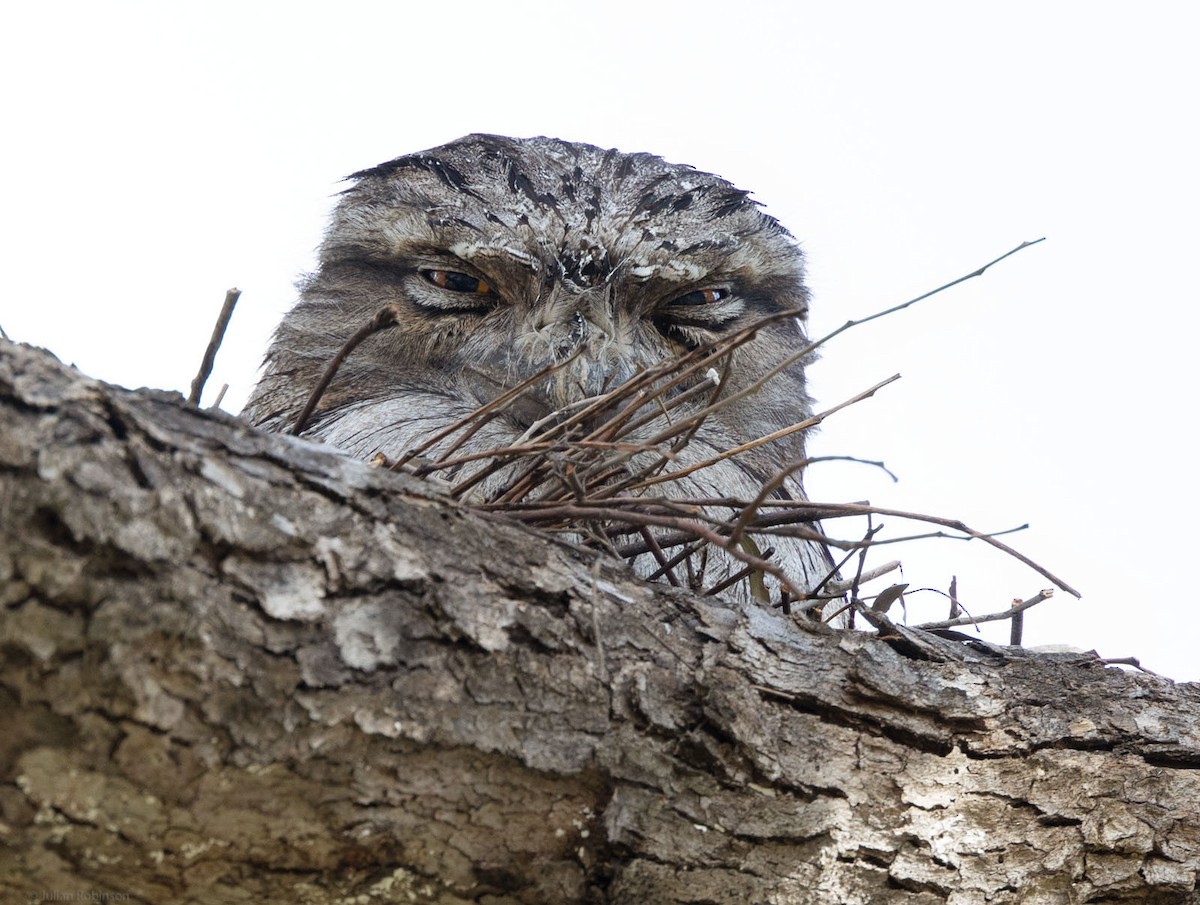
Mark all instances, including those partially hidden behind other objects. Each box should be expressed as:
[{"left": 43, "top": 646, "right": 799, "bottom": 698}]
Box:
[{"left": 2, "top": 338, "right": 1199, "bottom": 904}]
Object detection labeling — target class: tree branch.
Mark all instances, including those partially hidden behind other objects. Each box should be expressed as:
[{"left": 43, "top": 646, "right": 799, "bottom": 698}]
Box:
[{"left": 2, "top": 337, "right": 1196, "bottom": 905}]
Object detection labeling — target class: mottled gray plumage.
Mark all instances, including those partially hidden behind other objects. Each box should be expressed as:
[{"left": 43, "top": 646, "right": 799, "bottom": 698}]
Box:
[{"left": 245, "top": 134, "right": 833, "bottom": 601}]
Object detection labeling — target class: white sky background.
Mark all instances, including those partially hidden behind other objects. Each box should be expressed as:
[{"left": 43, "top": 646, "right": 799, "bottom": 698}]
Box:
[{"left": 3, "top": 2, "right": 1197, "bottom": 679}]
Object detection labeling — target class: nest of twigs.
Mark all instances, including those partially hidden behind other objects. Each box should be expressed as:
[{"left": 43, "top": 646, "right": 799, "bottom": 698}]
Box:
[
  {"left": 390, "top": 308, "right": 859, "bottom": 614},
  {"left": 195, "top": 240, "right": 1079, "bottom": 640}
]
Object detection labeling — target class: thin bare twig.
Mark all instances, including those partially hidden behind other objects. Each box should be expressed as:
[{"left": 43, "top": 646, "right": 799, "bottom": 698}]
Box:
[
  {"left": 812, "top": 455, "right": 900, "bottom": 482},
  {"left": 817, "top": 239, "right": 1045, "bottom": 339},
  {"left": 705, "top": 548, "right": 777, "bottom": 597},
  {"left": 187, "top": 288, "right": 241, "bottom": 407},
  {"left": 639, "top": 526, "right": 680, "bottom": 587},
  {"left": 629, "top": 374, "right": 901, "bottom": 491},
  {"left": 393, "top": 352, "right": 581, "bottom": 469},
  {"left": 825, "top": 561, "right": 901, "bottom": 592},
  {"left": 290, "top": 304, "right": 401, "bottom": 435},
  {"left": 841, "top": 523, "right": 1029, "bottom": 547},
  {"left": 784, "top": 502, "right": 1078, "bottom": 598}
]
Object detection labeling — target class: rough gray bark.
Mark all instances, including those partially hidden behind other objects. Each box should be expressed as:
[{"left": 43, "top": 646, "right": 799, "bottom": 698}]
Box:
[{"left": 2, "top": 337, "right": 1199, "bottom": 905}]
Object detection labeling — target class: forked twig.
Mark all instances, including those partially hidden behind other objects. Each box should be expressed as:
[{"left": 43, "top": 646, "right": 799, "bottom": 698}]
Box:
[{"left": 916, "top": 589, "right": 1054, "bottom": 631}]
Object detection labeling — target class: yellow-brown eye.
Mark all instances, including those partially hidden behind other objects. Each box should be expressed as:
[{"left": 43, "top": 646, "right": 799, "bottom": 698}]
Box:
[
  {"left": 423, "top": 269, "right": 492, "bottom": 295},
  {"left": 671, "top": 287, "right": 726, "bottom": 306}
]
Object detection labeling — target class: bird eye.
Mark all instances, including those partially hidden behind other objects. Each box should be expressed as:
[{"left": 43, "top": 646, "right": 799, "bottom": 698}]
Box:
[
  {"left": 652, "top": 285, "right": 741, "bottom": 347},
  {"left": 671, "top": 287, "right": 726, "bottom": 306},
  {"left": 422, "top": 269, "right": 493, "bottom": 295}
]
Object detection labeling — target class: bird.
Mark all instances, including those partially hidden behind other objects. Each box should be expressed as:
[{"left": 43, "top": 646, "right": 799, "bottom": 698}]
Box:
[{"left": 244, "top": 134, "right": 836, "bottom": 607}]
